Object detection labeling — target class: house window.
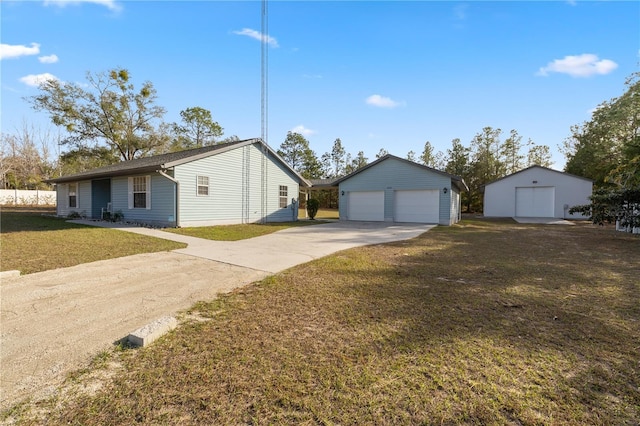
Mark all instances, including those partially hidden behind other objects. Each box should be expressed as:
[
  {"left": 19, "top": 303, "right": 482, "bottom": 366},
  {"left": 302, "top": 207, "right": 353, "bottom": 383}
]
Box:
[
  {"left": 129, "top": 176, "right": 150, "bottom": 209},
  {"left": 279, "top": 185, "right": 288, "bottom": 208},
  {"left": 197, "top": 176, "right": 209, "bottom": 196},
  {"left": 68, "top": 183, "right": 77, "bottom": 208}
]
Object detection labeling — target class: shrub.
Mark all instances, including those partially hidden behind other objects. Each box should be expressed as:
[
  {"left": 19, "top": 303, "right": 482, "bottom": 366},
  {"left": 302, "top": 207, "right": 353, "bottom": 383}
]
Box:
[
  {"left": 306, "top": 198, "right": 320, "bottom": 220},
  {"left": 570, "top": 187, "right": 640, "bottom": 233},
  {"left": 67, "top": 211, "right": 81, "bottom": 219}
]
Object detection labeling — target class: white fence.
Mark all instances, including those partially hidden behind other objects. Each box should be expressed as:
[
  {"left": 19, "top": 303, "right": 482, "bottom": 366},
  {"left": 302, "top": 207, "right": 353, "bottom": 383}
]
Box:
[
  {"left": 0, "top": 189, "right": 57, "bottom": 206},
  {"left": 616, "top": 220, "right": 640, "bottom": 234}
]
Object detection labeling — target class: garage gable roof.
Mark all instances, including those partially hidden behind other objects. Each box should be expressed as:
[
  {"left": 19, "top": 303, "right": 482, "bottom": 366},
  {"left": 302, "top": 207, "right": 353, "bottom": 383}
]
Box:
[
  {"left": 484, "top": 165, "right": 594, "bottom": 187},
  {"left": 333, "top": 154, "right": 469, "bottom": 192},
  {"left": 47, "top": 138, "right": 311, "bottom": 187}
]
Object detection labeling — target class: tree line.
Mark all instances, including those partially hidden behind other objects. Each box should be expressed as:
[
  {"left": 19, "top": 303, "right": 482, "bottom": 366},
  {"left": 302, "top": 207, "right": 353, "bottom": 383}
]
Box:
[
  {"left": 1, "top": 66, "right": 554, "bottom": 214},
  {"left": 272, "top": 72, "right": 640, "bottom": 217},
  {"left": 564, "top": 72, "right": 639, "bottom": 231},
  {"left": 277, "top": 128, "right": 552, "bottom": 212},
  {"left": 2, "top": 66, "right": 636, "bottom": 222}
]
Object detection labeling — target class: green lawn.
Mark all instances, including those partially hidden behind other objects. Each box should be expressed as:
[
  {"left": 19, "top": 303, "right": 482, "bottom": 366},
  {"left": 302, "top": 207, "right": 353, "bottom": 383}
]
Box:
[
  {"left": 0, "top": 207, "right": 186, "bottom": 274},
  {"left": 165, "top": 220, "right": 325, "bottom": 241},
  {"left": 298, "top": 208, "right": 339, "bottom": 220},
  {"left": 6, "top": 218, "right": 639, "bottom": 425}
]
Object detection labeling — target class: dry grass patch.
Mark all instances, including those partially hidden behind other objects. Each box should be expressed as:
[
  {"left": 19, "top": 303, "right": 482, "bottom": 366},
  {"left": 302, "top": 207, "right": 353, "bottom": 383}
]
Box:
[
  {"left": 1, "top": 208, "right": 186, "bottom": 274},
  {"left": 7, "top": 220, "right": 639, "bottom": 425}
]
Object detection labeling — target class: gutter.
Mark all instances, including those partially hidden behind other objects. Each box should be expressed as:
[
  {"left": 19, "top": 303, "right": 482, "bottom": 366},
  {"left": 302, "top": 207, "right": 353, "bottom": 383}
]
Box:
[{"left": 157, "top": 169, "right": 180, "bottom": 227}]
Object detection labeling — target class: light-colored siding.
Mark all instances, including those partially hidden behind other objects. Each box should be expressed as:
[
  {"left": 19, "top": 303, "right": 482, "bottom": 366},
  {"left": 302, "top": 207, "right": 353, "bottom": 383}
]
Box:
[
  {"left": 484, "top": 167, "right": 592, "bottom": 219},
  {"left": 55, "top": 184, "right": 67, "bottom": 217},
  {"left": 174, "top": 143, "right": 299, "bottom": 226},
  {"left": 450, "top": 188, "right": 461, "bottom": 225},
  {"left": 338, "top": 157, "right": 455, "bottom": 225},
  {"left": 56, "top": 181, "right": 91, "bottom": 217},
  {"left": 175, "top": 147, "right": 244, "bottom": 224},
  {"left": 111, "top": 174, "right": 176, "bottom": 226},
  {"left": 263, "top": 147, "right": 300, "bottom": 223}
]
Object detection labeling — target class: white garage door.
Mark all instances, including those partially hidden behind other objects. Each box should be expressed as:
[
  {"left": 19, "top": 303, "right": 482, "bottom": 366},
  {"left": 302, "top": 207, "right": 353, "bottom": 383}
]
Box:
[
  {"left": 394, "top": 189, "right": 440, "bottom": 223},
  {"left": 347, "top": 191, "right": 384, "bottom": 221},
  {"left": 515, "top": 187, "right": 555, "bottom": 217}
]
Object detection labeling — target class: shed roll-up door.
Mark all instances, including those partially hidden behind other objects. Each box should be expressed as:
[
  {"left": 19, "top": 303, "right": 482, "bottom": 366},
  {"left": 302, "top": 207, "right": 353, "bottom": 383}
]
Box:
[
  {"left": 394, "top": 189, "right": 440, "bottom": 223},
  {"left": 347, "top": 191, "right": 384, "bottom": 221},
  {"left": 515, "top": 187, "right": 554, "bottom": 217}
]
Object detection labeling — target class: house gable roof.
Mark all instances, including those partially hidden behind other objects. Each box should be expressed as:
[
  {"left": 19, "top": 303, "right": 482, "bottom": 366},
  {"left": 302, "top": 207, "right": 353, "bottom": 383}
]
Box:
[
  {"left": 484, "top": 165, "right": 594, "bottom": 187},
  {"left": 333, "top": 154, "right": 469, "bottom": 192},
  {"left": 48, "top": 138, "right": 311, "bottom": 187}
]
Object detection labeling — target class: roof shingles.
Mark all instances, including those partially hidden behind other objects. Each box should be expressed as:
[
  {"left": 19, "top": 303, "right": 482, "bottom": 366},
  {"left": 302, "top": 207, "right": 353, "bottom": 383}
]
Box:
[{"left": 48, "top": 139, "right": 254, "bottom": 183}]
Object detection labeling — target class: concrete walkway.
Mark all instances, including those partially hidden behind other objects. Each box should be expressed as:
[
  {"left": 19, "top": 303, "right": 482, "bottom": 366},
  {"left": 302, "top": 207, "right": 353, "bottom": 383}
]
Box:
[
  {"left": 68, "top": 219, "right": 435, "bottom": 273},
  {"left": 1, "top": 220, "right": 434, "bottom": 410},
  {"left": 513, "top": 217, "right": 576, "bottom": 225}
]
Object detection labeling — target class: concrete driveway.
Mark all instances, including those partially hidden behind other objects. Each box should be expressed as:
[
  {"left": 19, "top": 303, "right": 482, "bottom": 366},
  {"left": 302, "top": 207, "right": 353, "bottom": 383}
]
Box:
[
  {"left": 0, "top": 220, "right": 433, "bottom": 409},
  {"left": 89, "top": 220, "right": 435, "bottom": 273}
]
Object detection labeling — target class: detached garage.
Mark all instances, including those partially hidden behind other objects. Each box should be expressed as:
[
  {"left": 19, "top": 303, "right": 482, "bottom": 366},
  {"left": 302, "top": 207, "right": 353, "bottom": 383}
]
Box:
[
  {"left": 335, "top": 155, "right": 468, "bottom": 225},
  {"left": 483, "top": 166, "right": 593, "bottom": 219}
]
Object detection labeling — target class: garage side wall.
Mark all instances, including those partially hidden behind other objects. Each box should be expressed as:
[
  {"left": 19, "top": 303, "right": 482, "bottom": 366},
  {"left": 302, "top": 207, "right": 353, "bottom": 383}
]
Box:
[
  {"left": 338, "top": 158, "right": 454, "bottom": 225},
  {"left": 450, "top": 187, "right": 461, "bottom": 225},
  {"left": 484, "top": 167, "right": 592, "bottom": 218}
]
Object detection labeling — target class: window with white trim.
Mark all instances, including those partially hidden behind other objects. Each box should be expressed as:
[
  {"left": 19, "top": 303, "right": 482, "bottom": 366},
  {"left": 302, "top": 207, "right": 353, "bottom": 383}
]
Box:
[
  {"left": 197, "top": 175, "right": 209, "bottom": 196},
  {"left": 279, "top": 185, "right": 288, "bottom": 208},
  {"left": 68, "top": 183, "right": 77, "bottom": 208},
  {"left": 128, "top": 176, "right": 151, "bottom": 209}
]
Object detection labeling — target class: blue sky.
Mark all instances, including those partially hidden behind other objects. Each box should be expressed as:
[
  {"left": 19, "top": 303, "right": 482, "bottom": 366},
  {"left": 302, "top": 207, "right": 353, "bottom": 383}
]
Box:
[{"left": 1, "top": 0, "right": 638, "bottom": 169}]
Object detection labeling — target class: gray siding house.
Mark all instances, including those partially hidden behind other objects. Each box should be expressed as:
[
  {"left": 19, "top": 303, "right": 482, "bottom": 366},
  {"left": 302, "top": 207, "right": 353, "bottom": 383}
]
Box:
[
  {"left": 334, "top": 155, "right": 468, "bottom": 225},
  {"left": 49, "top": 139, "right": 310, "bottom": 227}
]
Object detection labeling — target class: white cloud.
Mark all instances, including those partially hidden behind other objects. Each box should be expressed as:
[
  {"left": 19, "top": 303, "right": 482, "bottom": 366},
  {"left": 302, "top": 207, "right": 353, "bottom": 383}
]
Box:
[
  {"left": 43, "top": 0, "right": 122, "bottom": 12},
  {"left": 289, "top": 125, "right": 316, "bottom": 136},
  {"left": 537, "top": 54, "right": 618, "bottom": 78},
  {"left": 39, "top": 54, "right": 59, "bottom": 64},
  {"left": 233, "top": 28, "right": 279, "bottom": 48},
  {"left": 19, "top": 73, "right": 59, "bottom": 87},
  {"left": 454, "top": 4, "right": 468, "bottom": 20},
  {"left": 365, "top": 94, "right": 404, "bottom": 108},
  {"left": 0, "top": 43, "right": 40, "bottom": 60}
]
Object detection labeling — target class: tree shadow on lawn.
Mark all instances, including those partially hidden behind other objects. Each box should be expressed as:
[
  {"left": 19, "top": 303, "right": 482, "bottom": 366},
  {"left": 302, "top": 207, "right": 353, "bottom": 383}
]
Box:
[
  {"left": 0, "top": 210, "right": 87, "bottom": 234},
  {"left": 325, "top": 224, "right": 640, "bottom": 422},
  {"left": 36, "top": 222, "right": 638, "bottom": 425}
]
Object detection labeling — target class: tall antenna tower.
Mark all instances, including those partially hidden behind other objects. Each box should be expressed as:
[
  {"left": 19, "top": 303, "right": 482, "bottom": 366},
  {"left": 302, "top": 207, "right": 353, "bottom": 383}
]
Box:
[{"left": 260, "top": 0, "right": 269, "bottom": 223}]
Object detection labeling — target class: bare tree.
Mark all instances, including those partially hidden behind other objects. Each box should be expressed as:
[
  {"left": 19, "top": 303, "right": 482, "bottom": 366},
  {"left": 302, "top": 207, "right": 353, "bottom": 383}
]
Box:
[{"left": 0, "top": 123, "right": 59, "bottom": 189}]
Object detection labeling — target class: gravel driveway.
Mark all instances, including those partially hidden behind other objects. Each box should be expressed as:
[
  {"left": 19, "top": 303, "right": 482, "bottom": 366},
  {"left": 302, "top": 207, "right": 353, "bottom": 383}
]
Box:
[
  {"left": 1, "top": 253, "right": 268, "bottom": 410},
  {"left": 1, "top": 221, "right": 433, "bottom": 410}
]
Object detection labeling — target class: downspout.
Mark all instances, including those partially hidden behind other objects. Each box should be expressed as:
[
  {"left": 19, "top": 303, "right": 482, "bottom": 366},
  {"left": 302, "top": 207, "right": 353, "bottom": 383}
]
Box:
[{"left": 157, "top": 169, "right": 180, "bottom": 227}]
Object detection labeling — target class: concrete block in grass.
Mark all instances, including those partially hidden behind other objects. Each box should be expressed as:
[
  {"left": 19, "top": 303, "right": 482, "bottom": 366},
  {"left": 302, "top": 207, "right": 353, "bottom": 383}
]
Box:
[{"left": 127, "top": 316, "right": 177, "bottom": 347}]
